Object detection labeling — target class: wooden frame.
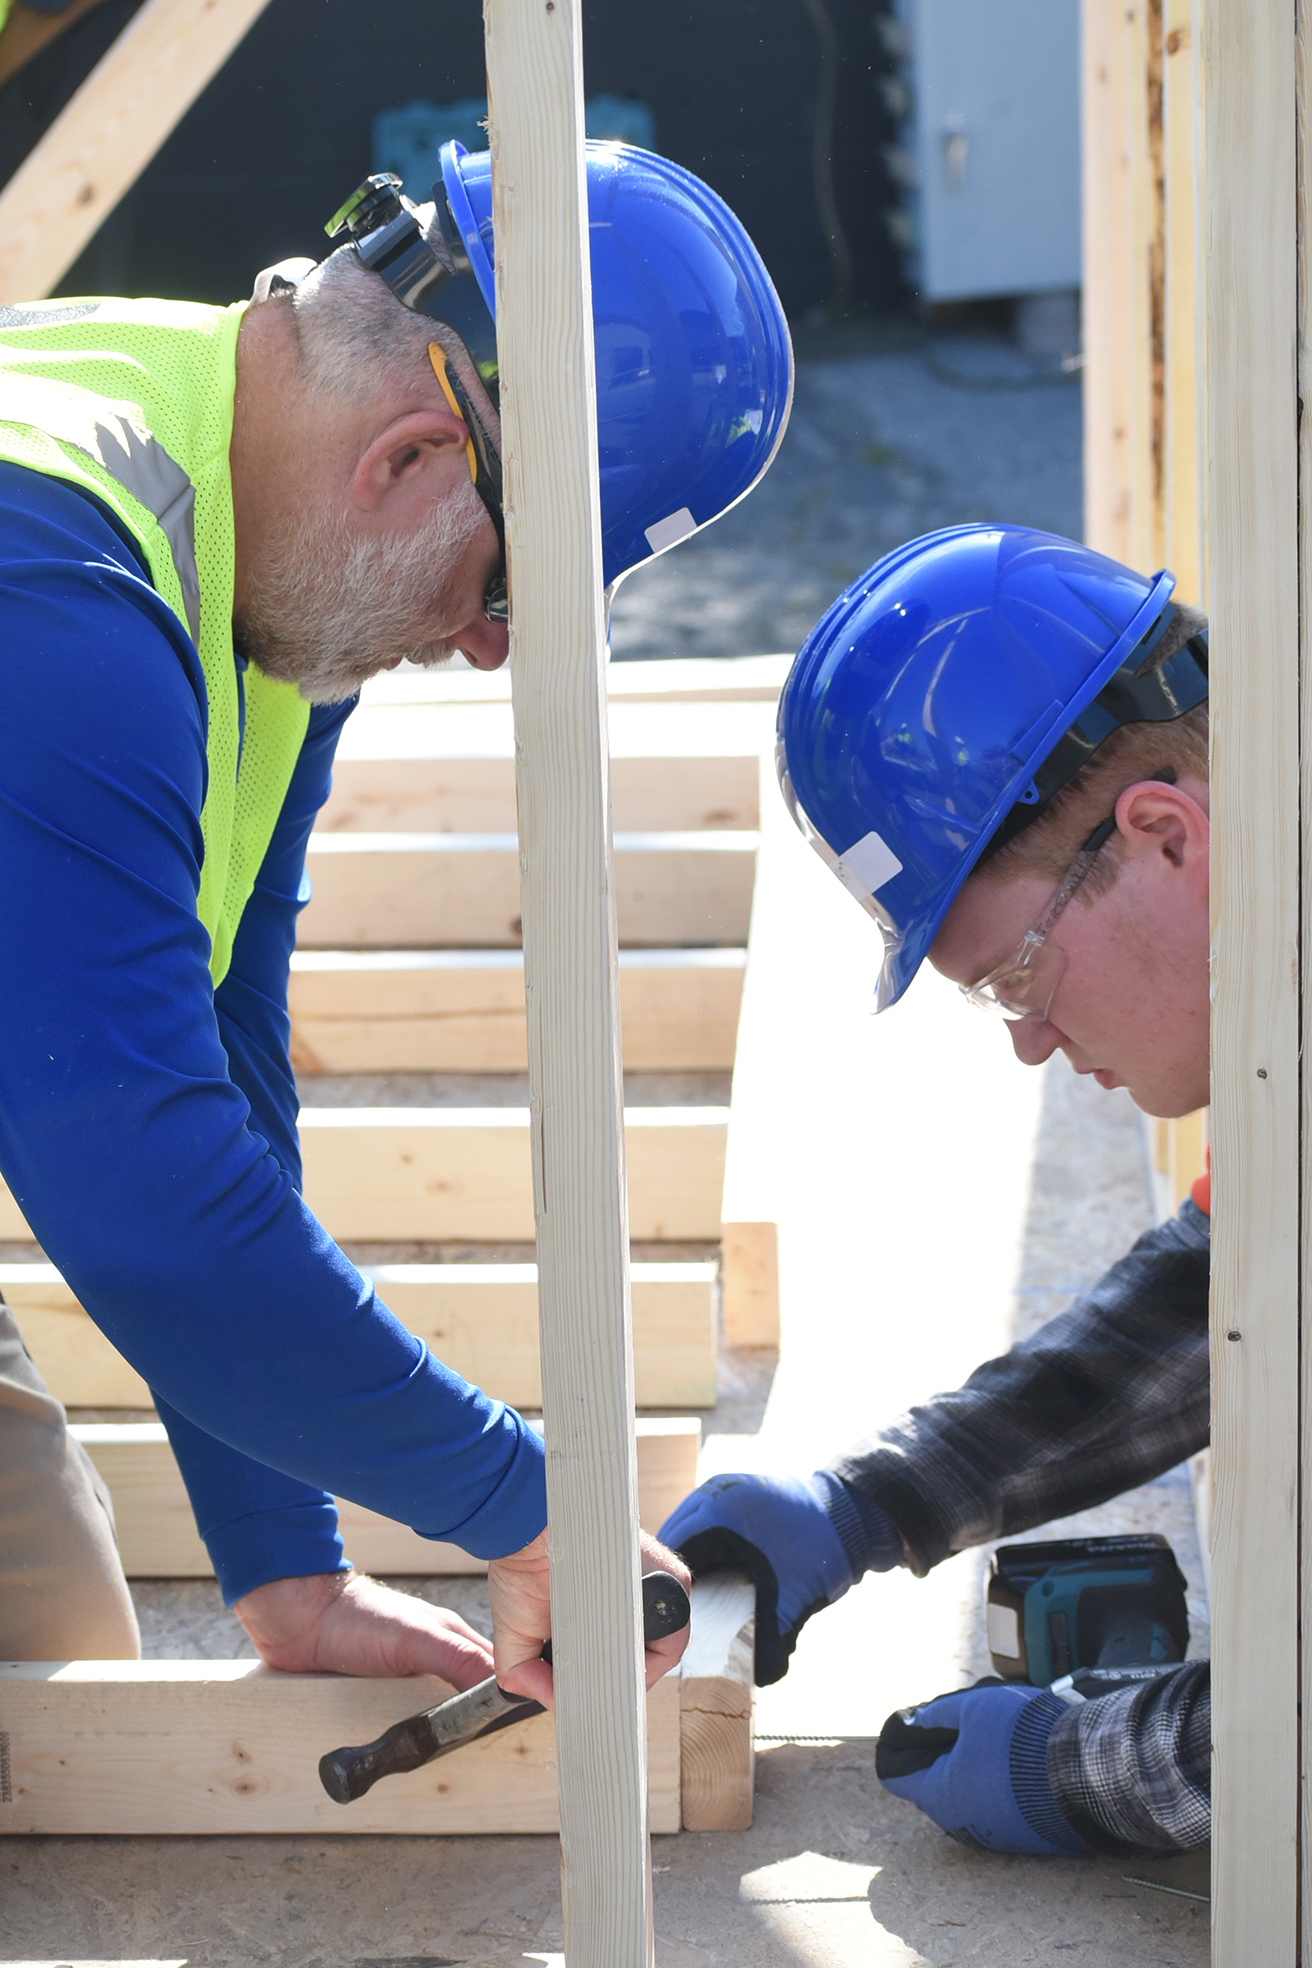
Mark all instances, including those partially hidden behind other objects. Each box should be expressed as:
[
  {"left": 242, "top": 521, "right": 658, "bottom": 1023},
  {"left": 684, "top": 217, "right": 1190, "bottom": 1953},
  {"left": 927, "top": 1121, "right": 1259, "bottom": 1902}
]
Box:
[
  {"left": 0, "top": 1576, "right": 752, "bottom": 1836},
  {"left": 0, "top": 0, "right": 274, "bottom": 303},
  {"left": 484, "top": 0, "right": 656, "bottom": 1954}
]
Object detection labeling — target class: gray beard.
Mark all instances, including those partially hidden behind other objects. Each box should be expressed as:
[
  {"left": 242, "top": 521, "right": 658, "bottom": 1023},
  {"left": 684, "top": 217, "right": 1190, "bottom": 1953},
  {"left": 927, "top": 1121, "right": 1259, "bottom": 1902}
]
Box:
[{"left": 234, "top": 476, "right": 489, "bottom": 704}]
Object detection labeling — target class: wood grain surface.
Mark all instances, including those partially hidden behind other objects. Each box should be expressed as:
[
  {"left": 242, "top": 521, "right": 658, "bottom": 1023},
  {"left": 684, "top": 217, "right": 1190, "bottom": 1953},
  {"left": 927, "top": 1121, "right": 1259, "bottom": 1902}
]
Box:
[
  {"left": 295, "top": 830, "right": 756, "bottom": 949},
  {"left": 1204, "top": 0, "right": 1301, "bottom": 1953},
  {"left": 288, "top": 947, "right": 746, "bottom": 1074},
  {"left": 486, "top": 0, "right": 655, "bottom": 1952},
  {"left": 0, "top": 1657, "right": 681, "bottom": 1835}
]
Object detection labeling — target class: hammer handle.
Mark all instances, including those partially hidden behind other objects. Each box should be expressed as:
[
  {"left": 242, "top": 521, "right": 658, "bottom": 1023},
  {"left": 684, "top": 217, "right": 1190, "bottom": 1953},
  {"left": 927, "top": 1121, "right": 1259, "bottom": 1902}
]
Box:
[{"left": 319, "top": 1569, "right": 690, "bottom": 1804}]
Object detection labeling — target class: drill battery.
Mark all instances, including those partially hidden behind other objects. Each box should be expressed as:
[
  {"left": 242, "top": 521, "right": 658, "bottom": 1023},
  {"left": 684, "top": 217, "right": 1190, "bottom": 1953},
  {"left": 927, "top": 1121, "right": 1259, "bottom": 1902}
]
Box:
[{"left": 985, "top": 1533, "right": 1190, "bottom": 1686}]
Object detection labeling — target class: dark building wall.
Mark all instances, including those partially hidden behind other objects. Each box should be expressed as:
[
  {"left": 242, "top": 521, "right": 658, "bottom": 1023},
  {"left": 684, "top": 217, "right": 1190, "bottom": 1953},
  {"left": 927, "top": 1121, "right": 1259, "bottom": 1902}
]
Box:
[{"left": 0, "top": 0, "right": 903, "bottom": 317}]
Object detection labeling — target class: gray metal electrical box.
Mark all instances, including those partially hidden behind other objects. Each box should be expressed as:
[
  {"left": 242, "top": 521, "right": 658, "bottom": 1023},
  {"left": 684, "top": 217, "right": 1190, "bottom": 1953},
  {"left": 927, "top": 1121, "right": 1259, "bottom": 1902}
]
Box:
[{"left": 890, "top": 0, "right": 1081, "bottom": 303}]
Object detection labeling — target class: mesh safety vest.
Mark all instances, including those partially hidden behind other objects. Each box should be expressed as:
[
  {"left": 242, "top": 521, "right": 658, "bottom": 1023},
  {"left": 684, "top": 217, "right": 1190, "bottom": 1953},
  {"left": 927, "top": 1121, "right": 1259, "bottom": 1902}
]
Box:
[{"left": 0, "top": 297, "right": 311, "bottom": 986}]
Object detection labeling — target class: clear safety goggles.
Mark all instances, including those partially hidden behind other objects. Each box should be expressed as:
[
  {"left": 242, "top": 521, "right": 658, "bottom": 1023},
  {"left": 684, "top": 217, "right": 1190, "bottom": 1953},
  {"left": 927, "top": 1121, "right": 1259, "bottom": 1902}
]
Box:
[{"left": 960, "top": 814, "right": 1117, "bottom": 1021}]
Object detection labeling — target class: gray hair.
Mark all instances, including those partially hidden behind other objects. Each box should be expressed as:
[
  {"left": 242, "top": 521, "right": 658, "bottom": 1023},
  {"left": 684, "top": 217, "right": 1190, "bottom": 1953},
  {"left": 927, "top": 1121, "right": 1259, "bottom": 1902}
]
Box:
[{"left": 289, "top": 244, "right": 470, "bottom": 401}]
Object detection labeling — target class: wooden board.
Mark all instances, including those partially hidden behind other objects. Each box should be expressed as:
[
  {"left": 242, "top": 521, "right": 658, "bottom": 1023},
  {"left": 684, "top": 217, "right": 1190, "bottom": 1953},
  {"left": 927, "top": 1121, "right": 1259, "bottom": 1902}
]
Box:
[
  {"left": 71, "top": 1417, "right": 701, "bottom": 1579},
  {"left": 487, "top": 0, "right": 657, "bottom": 1951},
  {"left": 0, "top": 0, "right": 274, "bottom": 303},
  {"left": 0, "top": 1108, "right": 729, "bottom": 1244},
  {"left": 719, "top": 750, "right": 807, "bottom": 1347},
  {"left": 296, "top": 1107, "right": 728, "bottom": 1244},
  {"left": 1162, "top": 0, "right": 1205, "bottom": 605},
  {"left": 0, "top": 1573, "right": 753, "bottom": 1838},
  {"left": 678, "top": 1571, "right": 754, "bottom": 1832},
  {"left": 288, "top": 947, "right": 746, "bottom": 1075},
  {"left": 318, "top": 752, "right": 760, "bottom": 835},
  {"left": 0, "top": 1658, "right": 681, "bottom": 1836},
  {"left": 295, "top": 830, "right": 756, "bottom": 950},
  {"left": 11, "top": 1261, "right": 716, "bottom": 1411},
  {"left": 1081, "top": 0, "right": 1160, "bottom": 569},
  {"left": 1202, "top": 0, "right": 1302, "bottom": 1953},
  {"left": 356, "top": 652, "right": 791, "bottom": 709}
]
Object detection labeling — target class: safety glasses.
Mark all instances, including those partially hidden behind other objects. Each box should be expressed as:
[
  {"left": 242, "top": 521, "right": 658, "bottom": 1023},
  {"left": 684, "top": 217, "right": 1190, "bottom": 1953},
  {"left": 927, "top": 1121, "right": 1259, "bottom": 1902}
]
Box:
[
  {"left": 428, "top": 343, "right": 508, "bottom": 623},
  {"left": 960, "top": 815, "right": 1117, "bottom": 1021}
]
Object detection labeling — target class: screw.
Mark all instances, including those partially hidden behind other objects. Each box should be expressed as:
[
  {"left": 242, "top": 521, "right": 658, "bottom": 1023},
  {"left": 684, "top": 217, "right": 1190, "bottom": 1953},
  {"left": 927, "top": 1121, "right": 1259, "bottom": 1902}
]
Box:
[
  {"left": 1257, "top": 1067, "right": 1268, "bottom": 1079},
  {"left": 1227, "top": 1330, "right": 1242, "bottom": 1342}
]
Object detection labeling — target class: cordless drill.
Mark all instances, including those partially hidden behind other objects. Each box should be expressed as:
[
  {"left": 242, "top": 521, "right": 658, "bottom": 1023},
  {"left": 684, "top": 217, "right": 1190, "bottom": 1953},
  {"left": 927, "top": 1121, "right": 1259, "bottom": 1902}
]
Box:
[{"left": 985, "top": 1533, "right": 1190, "bottom": 1696}]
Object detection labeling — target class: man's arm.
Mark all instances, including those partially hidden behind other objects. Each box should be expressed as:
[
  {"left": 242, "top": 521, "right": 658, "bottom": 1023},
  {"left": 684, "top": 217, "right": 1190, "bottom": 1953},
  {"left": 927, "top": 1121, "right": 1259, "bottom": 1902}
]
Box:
[
  {"left": 663, "top": 1200, "right": 1209, "bottom": 1681},
  {"left": 0, "top": 467, "right": 547, "bottom": 1590},
  {"left": 1047, "top": 1661, "right": 1210, "bottom": 1853},
  {"left": 830, "top": 1201, "right": 1211, "bottom": 1575}
]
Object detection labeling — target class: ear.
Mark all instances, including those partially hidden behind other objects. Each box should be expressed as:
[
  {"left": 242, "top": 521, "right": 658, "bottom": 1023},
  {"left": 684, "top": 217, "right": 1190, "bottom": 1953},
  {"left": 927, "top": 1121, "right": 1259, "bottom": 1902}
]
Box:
[
  {"left": 351, "top": 408, "right": 473, "bottom": 514},
  {"left": 1114, "top": 778, "right": 1210, "bottom": 882}
]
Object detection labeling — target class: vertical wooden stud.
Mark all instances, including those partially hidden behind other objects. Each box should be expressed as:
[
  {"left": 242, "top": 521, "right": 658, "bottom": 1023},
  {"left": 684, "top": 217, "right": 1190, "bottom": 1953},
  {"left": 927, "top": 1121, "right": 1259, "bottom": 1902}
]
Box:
[
  {"left": 483, "top": 4, "right": 654, "bottom": 1964},
  {"left": 1082, "top": 0, "right": 1161, "bottom": 568},
  {"left": 1204, "top": 0, "right": 1301, "bottom": 1957},
  {"left": 1161, "top": 0, "right": 1205, "bottom": 604}
]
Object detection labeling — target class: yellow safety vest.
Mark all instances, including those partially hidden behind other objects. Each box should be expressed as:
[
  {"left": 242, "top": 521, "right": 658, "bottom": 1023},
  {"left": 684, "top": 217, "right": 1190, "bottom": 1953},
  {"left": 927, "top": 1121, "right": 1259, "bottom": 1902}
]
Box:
[{"left": 0, "top": 296, "right": 311, "bottom": 985}]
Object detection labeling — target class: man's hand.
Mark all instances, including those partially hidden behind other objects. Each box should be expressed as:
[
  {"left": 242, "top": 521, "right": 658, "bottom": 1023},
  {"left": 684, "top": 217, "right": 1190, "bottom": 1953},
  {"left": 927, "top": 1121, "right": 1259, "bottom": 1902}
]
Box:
[
  {"left": 234, "top": 1570, "right": 493, "bottom": 1691},
  {"left": 875, "top": 1681, "right": 1087, "bottom": 1856},
  {"left": 488, "top": 1528, "right": 692, "bottom": 1710},
  {"left": 659, "top": 1471, "right": 864, "bottom": 1684}
]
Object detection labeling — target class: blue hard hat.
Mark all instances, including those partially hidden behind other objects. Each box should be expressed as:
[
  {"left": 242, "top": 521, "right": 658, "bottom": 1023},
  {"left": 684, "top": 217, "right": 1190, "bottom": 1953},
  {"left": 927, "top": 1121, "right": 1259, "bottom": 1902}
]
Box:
[
  {"left": 777, "top": 525, "right": 1209, "bottom": 1011},
  {"left": 440, "top": 140, "right": 794, "bottom": 589}
]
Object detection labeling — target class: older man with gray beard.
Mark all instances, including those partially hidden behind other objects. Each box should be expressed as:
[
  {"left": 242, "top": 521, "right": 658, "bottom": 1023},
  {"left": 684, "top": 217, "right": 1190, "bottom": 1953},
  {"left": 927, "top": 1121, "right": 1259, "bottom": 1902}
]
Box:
[{"left": 0, "top": 253, "right": 683, "bottom": 1692}]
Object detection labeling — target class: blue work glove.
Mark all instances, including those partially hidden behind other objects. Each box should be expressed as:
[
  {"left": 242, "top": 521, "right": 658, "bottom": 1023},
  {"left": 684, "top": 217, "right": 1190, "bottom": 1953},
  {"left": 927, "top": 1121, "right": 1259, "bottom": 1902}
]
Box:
[
  {"left": 659, "top": 1470, "right": 901, "bottom": 1684},
  {"left": 876, "top": 1681, "right": 1088, "bottom": 1856}
]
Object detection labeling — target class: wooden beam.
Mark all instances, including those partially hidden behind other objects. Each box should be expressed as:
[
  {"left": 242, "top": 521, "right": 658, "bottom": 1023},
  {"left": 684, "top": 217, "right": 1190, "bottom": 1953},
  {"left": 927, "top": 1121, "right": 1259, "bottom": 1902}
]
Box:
[
  {"left": 1082, "top": 0, "right": 1162, "bottom": 568},
  {"left": 0, "top": 1107, "right": 728, "bottom": 1242},
  {"left": 318, "top": 752, "right": 760, "bottom": 835},
  {"left": 12, "top": 1260, "right": 717, "bottom": 1410},
  {"left": 485, "top": 0, "right": 654, "bottom": 1952},
  {"left": 1202, "top": 0, "right": 1301, "bottom": 1954},
  {"left": 0, "top": 0, "right": 274, "bottom": 304},
  {"left": 719, "top": 749, "right": 807, "bottom": 1347},
  {"left": 71, "top": 1416, "right": 701, "bottom": 1578},
  {"left": 0, "top": 1575, "right": 752, "bottom": 1837},
  {"left": 0, "top": 1657, "right": 681, "bottom": 1835},
  {"left": 288, "top": 947, "right": 745, "bottom": 1076},
  {"left": 1162, "top": 0, "right": 1205, "bottom": 604},
  {"left": 298, "top": 1107, "right": 727, "bottom": 1244},
  {"left": 357, "top": 652, "right": 791, "bottom": 709},
  {"left": 677, "top": 1571, "right": 754, "bottom": 1831},
  {"left": 295, "top": 829, "right": 757, "bottom": 950}
]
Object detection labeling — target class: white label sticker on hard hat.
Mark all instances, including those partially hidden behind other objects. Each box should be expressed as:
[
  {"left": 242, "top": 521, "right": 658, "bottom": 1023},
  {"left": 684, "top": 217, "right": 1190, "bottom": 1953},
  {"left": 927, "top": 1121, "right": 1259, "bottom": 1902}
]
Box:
[
  {"left": 986, "top": 1600, "right": 1022, "bottom": 1660},
  {"left": 835, "top": 830, "right": 903, "bottom": 900},
  {"left": 644, "top": 507, "right": 697, "bottom": 553}
]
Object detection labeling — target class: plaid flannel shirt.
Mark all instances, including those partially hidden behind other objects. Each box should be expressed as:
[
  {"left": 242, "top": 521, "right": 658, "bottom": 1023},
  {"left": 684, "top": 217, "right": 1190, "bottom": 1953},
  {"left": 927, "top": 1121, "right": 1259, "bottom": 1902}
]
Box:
[{"left": 831, "top": 1198, "right": 1211, "bottom": 1853}]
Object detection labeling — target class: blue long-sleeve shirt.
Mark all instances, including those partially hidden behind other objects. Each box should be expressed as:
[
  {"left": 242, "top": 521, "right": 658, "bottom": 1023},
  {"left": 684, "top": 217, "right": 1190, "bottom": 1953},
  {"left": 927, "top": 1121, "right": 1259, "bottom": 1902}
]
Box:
[{"left": 0, "top": 460, "right": 547, "bottom": 1601}]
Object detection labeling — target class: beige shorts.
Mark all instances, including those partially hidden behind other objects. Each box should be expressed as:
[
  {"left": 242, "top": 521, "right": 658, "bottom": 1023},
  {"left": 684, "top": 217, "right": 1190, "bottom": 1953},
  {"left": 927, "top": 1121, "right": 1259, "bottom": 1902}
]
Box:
[{"left": 0, "top": 1298, "right": 139, "bottom": 1659}]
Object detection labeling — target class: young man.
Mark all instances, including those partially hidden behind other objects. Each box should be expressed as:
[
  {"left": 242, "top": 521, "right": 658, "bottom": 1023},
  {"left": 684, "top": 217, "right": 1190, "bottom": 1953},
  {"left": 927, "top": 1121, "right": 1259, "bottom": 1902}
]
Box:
[
  {"left": 0, "top": 145, "right": 789, "bottom": 1694},
  {"left": 662, "top": 523, "right": 1212, "bottom": 1857}
]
